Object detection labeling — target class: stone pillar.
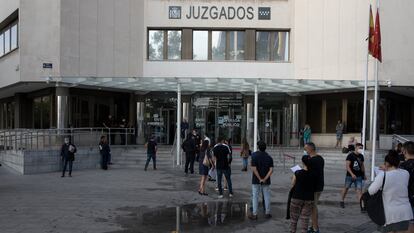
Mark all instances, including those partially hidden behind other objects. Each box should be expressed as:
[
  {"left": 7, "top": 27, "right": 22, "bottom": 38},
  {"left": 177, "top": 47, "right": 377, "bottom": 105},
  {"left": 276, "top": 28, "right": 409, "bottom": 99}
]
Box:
[
  {"left": 342, "top": 98, "right": 348, "bottom": 132},
  {"left": 56, "top": 87, "right": 69, "bottom": 129},
  {"left": 182, "top": 95, "right": 191, "bottom": 137},
  {"left": 136, "top": 96, "right": 145, "bottom": 144},
  {"left": 289, "top": 96, "right": 300, "bottom": 146},
  {"left": 244, "top": 96, "right": 254, "bottom": 147},
  {"left": 321, "top": 99, "right": 327, "bottom": 133}
]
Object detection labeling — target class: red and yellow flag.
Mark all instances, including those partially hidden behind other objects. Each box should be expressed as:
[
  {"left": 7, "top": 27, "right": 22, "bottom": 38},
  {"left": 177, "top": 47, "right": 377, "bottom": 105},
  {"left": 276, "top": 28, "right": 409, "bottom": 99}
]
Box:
[
  {"left": 372, "top": 8, "right": 382, "bottom": 62},
  {"left": 368, "top": 5, "right": 375, "bottom": 56}
]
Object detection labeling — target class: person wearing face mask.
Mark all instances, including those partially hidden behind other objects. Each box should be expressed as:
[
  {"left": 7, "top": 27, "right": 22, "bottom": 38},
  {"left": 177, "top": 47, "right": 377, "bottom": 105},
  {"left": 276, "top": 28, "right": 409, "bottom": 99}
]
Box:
[
  {"left": 340, "top": 143, "right": 366, "bottom": 211},
  {"left": 60, "top": 137, "right": 77, "bottom": 177}
]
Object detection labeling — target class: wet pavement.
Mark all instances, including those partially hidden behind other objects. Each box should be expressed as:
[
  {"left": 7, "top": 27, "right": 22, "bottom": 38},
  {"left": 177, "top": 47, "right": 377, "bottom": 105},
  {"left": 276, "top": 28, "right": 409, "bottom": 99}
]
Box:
[{"left": 0, "top": 164, "right": 381, "bottom": 233}]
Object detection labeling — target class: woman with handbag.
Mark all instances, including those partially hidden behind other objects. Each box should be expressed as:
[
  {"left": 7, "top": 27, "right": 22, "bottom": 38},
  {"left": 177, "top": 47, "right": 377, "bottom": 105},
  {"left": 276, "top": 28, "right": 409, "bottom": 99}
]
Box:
[
  {"left": 368, "top": 150, "right": 413, "bottom": 233},
  {"left": 198, "top": 139, "right": 212, "bottom": 196}
]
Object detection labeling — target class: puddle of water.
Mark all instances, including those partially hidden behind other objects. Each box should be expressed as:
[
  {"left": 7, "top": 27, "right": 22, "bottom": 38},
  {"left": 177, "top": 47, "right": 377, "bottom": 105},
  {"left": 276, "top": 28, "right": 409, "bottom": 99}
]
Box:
[{"left": 113, "top": 201, "right": 285, "bottom": 233}]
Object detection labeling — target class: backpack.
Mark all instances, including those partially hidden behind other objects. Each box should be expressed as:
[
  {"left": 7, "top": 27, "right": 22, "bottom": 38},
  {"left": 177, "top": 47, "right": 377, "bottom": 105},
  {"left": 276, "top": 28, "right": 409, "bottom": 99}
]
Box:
[{"left": 360, "top": 172, "right": 386, "bottom": 226}]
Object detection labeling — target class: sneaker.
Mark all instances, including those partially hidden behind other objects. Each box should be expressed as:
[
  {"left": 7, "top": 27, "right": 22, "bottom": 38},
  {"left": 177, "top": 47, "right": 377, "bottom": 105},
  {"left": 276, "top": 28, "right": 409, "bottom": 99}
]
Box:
[
  {"left": 218, "top": 195, "right": 224, "bottom": 199},
  {"left": 265, "top": 214, "right": 272, "bottom": 219},
  {"left": 229, "top": 193, "right": 233, "bottom": 198},
  {"left": 340, "top": 201, "right": 345, "bottom": 208},
  {"left": 248, "top": 214, "right": 258, "bottom": 220},
  {"left": 224, "top": 187, "right": 228, "bottom": 191},
  {"left": 215, "top": 187, "right": 219, "bottom": 191},
  {"left": 307, "top": 228, "right": 315, "bottom": 233}
]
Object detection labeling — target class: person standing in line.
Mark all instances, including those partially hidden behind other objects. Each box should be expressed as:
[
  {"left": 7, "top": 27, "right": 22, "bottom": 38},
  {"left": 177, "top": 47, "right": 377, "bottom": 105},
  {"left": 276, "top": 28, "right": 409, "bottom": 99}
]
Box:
[
  {"left": 182, "top": 134, "right": 196, "bottom": 174},
  {"left": 144, "top": 136, "right": 157, "bottom": 171},
  {"left": 60, "top": 137, "right": 77, "bottom": 177},
  {"left": 248, "top": 141, "right": 273, "bottom": 220},
  {"left": 241, "top": 138, "right": 251, "bottom": 172},
  {"left": 103, "top": 115, "right": 115, "bottom": 145},
  {"left": 180, "top": 119, "right": 189, "bottom": 140},
  {"left": 99, "top": 136, "right": 110, "bottom": 170},
  {"left": 368, "top": 150, "right": 413, "bottom": 233},
  {"left": 335, "top": 120, "right": 344, "bottom": 148},
  {"left": 198, "top": 139, "right": 212, "bottom": 195},
  {"left": 304, "top": 142, "right": 324, "bottom": 233},
  {"left": 340, "top": 143, "right": 366, "bottom": 211},
  {"left": 400, "top": 141, "right": 414, "bottom": 232},
  {"left": 290, "top": 156, "right": 315, "bottom": 233},
  {"left": 119, "top": 118, "right": 128, "bottom": 145},
  {"left": 303, "top": 125, "right": 312, "bottom": 145},
  {"left": 213, "top": 137, "right": 233, "bottom": 199},
  {"left": 396, "top": 142, "right": 405, "bottom": 164}
]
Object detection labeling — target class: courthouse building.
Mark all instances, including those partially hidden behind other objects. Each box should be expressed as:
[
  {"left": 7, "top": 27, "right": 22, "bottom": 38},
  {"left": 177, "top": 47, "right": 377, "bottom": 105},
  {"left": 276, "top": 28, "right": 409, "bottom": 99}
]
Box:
[{"left": 0, "top": 0, "right": 413, "bottom": 148}]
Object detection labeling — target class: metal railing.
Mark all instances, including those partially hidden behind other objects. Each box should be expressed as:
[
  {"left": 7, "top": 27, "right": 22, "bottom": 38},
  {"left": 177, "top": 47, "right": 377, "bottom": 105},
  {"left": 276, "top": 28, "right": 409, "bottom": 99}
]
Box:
[
  {"left": 0, "top": 127, "right": 135, "bottom": 151},
  {"left": 392, "top": 134, "right": 410, "bottom": 149}
]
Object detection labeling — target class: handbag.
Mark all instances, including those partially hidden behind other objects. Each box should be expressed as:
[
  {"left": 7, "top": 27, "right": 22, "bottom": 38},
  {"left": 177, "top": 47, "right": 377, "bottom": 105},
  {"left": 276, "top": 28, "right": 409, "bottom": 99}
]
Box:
[
  {"left": 203, "top": 151, "right": 211, "bottom": 167},
  {"left": 361, "top": 172, "right": 386, "bottom": 226},
  {"left": 342, "top": 147, "right": 349, "bottom": 154}
]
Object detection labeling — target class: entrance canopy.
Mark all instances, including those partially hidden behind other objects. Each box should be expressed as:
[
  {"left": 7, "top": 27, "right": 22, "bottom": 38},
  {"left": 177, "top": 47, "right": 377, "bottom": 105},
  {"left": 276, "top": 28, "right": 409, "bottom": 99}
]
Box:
[{"left": 58, "top": 77, "right": 375, "bottom": 93}]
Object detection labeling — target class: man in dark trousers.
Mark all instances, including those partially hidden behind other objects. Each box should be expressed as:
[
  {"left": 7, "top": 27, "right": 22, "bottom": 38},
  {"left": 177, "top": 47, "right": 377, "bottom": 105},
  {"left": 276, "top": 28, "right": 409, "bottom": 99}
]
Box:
[
  {"left": 213, "top": 137, "right": 233, "bottom": 198},
  {"left": 144, "top": 136, "right": 157, "bottom": 171},
  {"left": 304, "top": 142, "right": 325, "bottom": 233},
  {"left": 182, "top": 134, "right": 196, "bottom": 174},
  {"left": 400, "top": 141, "right": 414, "bottom": 232},
  {"left": 60, "top": 137, "right": 77, "bottom": 177}
]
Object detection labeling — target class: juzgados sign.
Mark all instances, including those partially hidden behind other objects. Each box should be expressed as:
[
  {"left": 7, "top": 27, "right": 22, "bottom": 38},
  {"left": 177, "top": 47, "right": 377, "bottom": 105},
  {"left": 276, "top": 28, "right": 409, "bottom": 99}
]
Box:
[{"left": 169, "top": 6, "right": 271, "bottom": 20}]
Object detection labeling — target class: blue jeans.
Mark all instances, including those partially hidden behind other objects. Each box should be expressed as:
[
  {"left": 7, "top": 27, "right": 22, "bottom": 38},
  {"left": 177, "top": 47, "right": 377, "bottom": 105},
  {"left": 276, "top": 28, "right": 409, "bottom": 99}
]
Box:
[
  {"left": 252, "top": 184, "right": 271, "bottom": 215},
  {"left": 145, "top": 153, "right": 156, "bottom": 170},
  {"left": 217, "top": 168, "right": 233, "bottom": 195},
  {"left": 345, "top": 176, "right": 363, "bottom": 190},
  {"left": 242, "top": 158, "right": 248, "bottom": 169}
]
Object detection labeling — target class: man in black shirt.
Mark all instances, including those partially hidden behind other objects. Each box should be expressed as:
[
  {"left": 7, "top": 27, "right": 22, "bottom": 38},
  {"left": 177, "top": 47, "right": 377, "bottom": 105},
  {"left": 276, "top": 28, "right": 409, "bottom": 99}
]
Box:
[
  {"left": 340, "top": 143, "right": 366, "bottom": 210},
  {"left": 60, "top": 137, "right": 77, "bottom": 177},
  {"left": 182, "top": 135, "right": 196, "bottom": 174},
  {"left": 304, "top": 142, "right": 324, "bottom": 233},
  {"left": 249, "top": 141, "right": 274, "bottom": 220},
  {"left": 400, "top": 141, "right": 414, "bottom": 232},
  {"left": 213, "top": 137, "right": 233, "bottom": 198},
  {"left": 144, "top": 136, "right": 157, "bottom": 171}
]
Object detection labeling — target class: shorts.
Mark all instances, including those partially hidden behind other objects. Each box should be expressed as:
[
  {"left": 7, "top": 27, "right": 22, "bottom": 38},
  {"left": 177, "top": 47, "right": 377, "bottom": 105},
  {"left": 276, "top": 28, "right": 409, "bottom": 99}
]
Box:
[
  {"left": 336, "top": 133, "right": 343, "bottom": 140},
  {"left": 345, "top": 176, "right": 363, "bottom": 190},
  {"left": 313, "top": 192, "right": 322, "bottom": 209},
  {"left": 380, "top": 220, "right": 410, "bottom": 233}
]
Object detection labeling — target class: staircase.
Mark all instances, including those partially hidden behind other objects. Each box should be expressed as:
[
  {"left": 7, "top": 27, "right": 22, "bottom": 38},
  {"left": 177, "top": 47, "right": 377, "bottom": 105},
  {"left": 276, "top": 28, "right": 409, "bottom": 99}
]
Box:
[{"left": 109, "top": 145, "right": 387, "bottom": 171}]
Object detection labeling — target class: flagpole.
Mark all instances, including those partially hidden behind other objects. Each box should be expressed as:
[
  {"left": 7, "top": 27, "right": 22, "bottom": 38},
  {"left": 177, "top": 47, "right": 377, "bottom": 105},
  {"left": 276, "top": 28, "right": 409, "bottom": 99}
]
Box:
[
  {"left": 371, "top": 0, "right": 380, "bottom": 181},
  {"left": 362, "top": 5, "right": 371, "bottom": 159}
]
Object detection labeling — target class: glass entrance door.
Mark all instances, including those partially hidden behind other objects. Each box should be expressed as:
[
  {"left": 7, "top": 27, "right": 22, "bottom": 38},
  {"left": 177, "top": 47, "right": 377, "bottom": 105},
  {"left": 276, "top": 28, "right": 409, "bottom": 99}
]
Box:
[
  {"left": 259, "top": 109, "right": 283, "bottom": 146},
  {"left": 146, "top": 109, "right": 175, "bottom": 145}
]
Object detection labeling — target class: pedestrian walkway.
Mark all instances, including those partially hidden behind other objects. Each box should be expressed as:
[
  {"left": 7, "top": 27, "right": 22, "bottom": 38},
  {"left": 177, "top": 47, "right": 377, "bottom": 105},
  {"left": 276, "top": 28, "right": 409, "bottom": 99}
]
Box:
[{"left": 0, "top": 163, "right": 380, "bottom": 233}]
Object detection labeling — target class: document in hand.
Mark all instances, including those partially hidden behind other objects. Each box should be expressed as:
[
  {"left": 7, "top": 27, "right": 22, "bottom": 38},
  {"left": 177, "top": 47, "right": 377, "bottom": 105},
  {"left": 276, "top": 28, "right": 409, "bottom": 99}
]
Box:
[{"left": 290, "top": 165, "right": 301, "bottom": 173}]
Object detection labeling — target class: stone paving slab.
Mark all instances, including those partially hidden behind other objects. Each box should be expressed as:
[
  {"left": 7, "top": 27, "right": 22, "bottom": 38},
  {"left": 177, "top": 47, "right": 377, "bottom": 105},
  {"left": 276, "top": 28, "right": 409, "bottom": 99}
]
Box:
[{"left": 0, "top": 163, "right": 382, "bottom": 233}]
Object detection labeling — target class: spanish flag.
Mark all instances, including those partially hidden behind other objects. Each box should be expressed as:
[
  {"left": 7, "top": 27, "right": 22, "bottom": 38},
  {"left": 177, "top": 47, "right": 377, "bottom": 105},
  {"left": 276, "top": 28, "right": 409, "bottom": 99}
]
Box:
[
  {"left": 368, "top": 5, "right": 375, "bottom": 56},
  {"left": 373, "top": 8, "right": 382, "bottom": 62}
]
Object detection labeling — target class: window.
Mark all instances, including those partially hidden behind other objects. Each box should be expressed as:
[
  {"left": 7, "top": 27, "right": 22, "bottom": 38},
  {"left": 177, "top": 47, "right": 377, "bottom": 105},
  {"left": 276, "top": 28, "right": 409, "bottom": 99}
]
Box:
[
  {"left": 193, "top": 30, "right": 208, "bottom": 60},
  {"left": 256, "top": 31, "right": 289, "bottom": 61},
  {"left": 229, "top": 31, "right": 245, "bottom": 60},
  {"left": 0, "top": 34, "right": 3, "bottom": 56},
  {"left": 148, "top": 30, "right": 164, "bottom": 60},
  {"left": 4, "top": 28, "right": 10, "bottom": 54},
  {"left": 212, "top": 31, "right": 226, "bottom": 60},
  {"left": 11, "top": 23, "right": 17, "bottom": 50},
  {"left": 167, "top": 30, "right": 181, "bottom": 60},
  {"left": 0, "top": 21, "right": 18, "bottom": 58},
  {"left": 33, "top": 96, "right": 51, "bottom": 129}
]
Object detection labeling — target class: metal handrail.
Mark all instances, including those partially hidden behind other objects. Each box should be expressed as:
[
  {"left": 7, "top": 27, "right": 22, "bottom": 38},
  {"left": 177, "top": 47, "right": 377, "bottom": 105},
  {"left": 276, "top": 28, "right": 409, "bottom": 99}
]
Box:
[
  {"left": 391, "top": 134, "right": 410, "bottom": 150},
  {"left": 0, "top": 127, "right": 135, "bottom": 152}
]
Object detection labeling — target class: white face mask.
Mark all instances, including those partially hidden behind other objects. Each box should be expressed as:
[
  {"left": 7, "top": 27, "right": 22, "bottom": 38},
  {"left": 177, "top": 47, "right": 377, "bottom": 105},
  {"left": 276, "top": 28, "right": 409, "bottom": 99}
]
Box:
[
  {"left": 303, "top": 150, "right": 308, "bottom": 155},
  {"left": 64, "top": 140, "right": 69, "bottom": 144},
  {"left": 357, "top": 149, "right": 364, "bottom": 154}
]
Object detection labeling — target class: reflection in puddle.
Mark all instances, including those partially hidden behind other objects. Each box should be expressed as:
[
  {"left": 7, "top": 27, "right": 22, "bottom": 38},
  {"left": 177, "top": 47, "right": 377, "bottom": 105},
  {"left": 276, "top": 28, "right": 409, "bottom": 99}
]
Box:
[{"left": 142, "top": 202, "right": 249, "bottom": 232}]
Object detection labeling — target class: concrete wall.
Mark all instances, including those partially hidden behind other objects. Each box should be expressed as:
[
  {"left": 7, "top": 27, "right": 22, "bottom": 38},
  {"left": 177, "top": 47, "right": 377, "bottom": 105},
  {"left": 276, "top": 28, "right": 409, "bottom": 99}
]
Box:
[
  {"left": 0, "top": 147, "right": 104, "bottom": 174},
  {"left": 19, "top": 0, "right": 61, "bottom": 82}
]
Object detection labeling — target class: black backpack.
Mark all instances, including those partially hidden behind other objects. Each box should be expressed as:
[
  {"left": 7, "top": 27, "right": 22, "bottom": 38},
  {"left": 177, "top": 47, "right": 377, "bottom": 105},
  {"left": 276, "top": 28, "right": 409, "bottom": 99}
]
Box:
[{"left": 360, "top": 172, "right": 386, "bottom": 226}]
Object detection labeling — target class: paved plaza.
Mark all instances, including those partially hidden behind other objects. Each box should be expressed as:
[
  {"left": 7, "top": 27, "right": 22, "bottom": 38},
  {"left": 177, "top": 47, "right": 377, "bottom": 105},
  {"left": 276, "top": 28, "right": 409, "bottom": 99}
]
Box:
[{"left": 0, "top": 161, "right": 379, "bottom": 233}]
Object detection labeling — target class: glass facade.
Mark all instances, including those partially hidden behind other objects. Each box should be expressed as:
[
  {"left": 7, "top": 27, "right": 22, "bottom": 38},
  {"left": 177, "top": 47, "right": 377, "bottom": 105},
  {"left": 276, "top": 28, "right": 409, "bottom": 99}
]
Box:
[
  {"left": 256, "top": 31, "right": 289, "bottom": 61},
  {"left": 33, "top": 96, "right": 51, "bottom": 129},
  {"left": 229, "top": 31, "right": 245, "bottom": 60},
  {"left": 193, "top": 30, "right": 208, "bottom": 60},
  {"left": 167, "top": 30, "right": 182, "bottom": 60},
  {"left": 148, "top": 30, "right": 164, "bottom": 60},
  {"left": 211, "top": 31, "right": 226, "bottom": 60}
]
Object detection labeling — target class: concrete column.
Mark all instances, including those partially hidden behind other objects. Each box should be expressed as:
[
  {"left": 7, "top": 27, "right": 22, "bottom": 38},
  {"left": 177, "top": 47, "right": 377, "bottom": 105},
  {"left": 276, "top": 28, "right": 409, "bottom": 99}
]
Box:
[
  {"left": 289, "top": 97, "right": 300, "bottom": 146},
  {"left": 176, "top": 84, "right": 182, "bottom": 166},
  {"left": 321, "top": 99, "right": 327, "bottom": 133},
  {"left": 136, "top": 101, "right": 145, "bottom": 144},
  {"left": 342, "top": 98, "right": 348, "bottom": 132},
  {"left": 56, "top": 87, "right": 69, "bottom": 129},
  {"left": 244, "top": 96, "right": 254, "bottom": 147},
  {"left": 254, "top": 85, "right": 258, "bottom": 152}
]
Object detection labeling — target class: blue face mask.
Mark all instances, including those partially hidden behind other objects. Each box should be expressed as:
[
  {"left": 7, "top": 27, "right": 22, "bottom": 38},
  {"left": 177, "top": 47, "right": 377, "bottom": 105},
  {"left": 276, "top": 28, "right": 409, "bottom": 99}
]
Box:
[{"left": 303, "top": 150, "right": 308, "bottom": 156}]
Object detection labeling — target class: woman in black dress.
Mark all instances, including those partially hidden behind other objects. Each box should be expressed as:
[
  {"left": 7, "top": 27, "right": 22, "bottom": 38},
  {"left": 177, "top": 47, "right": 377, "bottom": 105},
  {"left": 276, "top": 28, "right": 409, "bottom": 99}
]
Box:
[{"left": 198, "top": 139, "right": 211, "bottom": 195}]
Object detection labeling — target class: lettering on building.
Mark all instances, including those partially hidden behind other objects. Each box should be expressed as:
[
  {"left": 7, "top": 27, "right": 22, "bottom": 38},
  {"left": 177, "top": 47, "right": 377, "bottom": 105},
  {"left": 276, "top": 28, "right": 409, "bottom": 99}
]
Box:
[{"left": 169, "top": 6, "right": 271, "bottom": 21}]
